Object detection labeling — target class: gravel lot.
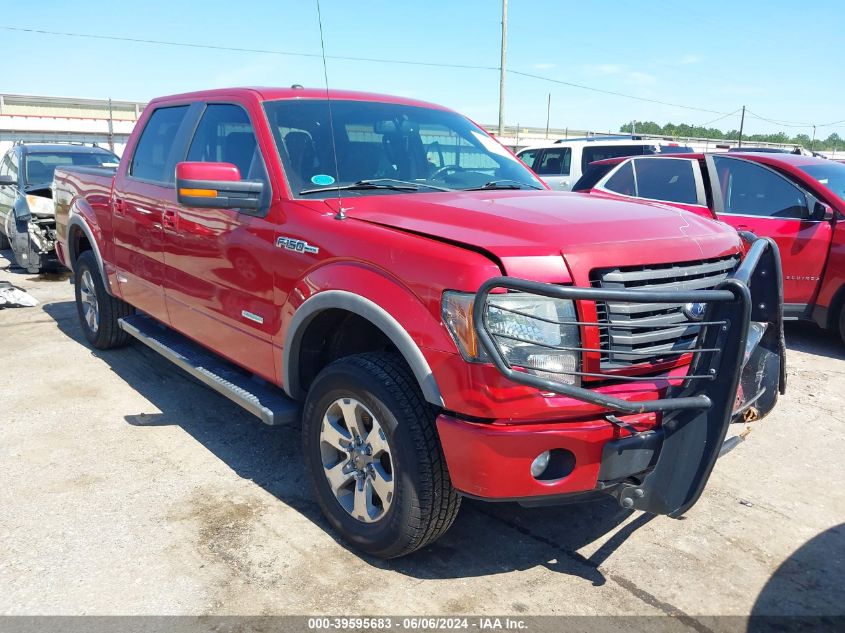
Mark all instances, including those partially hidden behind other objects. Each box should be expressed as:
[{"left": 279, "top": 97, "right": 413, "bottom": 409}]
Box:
[{"left": 1, "top": 249, "right": 843, "bottom": 625}]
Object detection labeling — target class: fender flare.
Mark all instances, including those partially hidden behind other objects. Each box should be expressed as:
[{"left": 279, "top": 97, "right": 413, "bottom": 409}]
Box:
[
  {"left": 283, "top": 290, "right": 445, "bottom": 407},
  {"left": 66, "top": 212, "right": 110, "bottom": 294}
]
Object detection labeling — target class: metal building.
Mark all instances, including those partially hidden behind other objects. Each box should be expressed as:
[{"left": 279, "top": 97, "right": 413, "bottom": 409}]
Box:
[{"left": 0, "top": 93, "right": 146, "bottom": 157}]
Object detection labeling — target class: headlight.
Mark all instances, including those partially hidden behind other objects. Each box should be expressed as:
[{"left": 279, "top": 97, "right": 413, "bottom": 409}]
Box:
[
  {"left": 442, "top": 291, "right": 581, "bottom": 386},
  {"left": 25, "top": 194, "right": 54, "bottom": 217}
]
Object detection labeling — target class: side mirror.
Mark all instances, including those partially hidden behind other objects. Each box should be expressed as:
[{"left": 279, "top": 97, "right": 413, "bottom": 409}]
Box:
[
  {"left": 811, "top": 201, "right": 834, "bottom": 222},
  {"left": 176, "top": 162, "right": 263, "bottom": 210},
  {"left": 0, "top": 175, "right": 15, "bottom": 187}
]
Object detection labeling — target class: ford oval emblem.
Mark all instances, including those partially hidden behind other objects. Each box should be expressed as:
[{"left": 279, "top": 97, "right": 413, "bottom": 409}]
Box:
[{"left": 683, "top": 302, "right": 707, "bottom": 322}]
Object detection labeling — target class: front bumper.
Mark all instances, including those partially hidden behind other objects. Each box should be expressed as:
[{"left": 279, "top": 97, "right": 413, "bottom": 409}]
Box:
[{"left": 447, "top": 237, "right": 785, "bottom": 516}]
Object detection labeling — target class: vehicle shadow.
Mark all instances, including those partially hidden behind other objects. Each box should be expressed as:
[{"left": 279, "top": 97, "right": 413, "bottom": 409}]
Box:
[
  {"left": 748, "top": 522, "right": 844, "bottom": 631},
  {"left": 784, "top": 321, "right": 844, "bottom": 361},
  {"left": 43, "top": 299, "right": 649, "bottom": 585}
]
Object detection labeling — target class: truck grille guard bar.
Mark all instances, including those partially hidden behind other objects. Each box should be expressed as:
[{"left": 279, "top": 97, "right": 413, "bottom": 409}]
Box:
[{"left": 472, "top": 237, "right": 786, "bottom": 517}]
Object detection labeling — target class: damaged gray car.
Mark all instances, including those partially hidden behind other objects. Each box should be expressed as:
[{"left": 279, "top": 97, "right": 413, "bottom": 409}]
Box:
[{"left": 0, "top": 142, "right": 119, "bottom": 273}]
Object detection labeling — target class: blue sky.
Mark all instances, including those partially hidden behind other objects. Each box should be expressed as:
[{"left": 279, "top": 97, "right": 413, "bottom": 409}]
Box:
[{"left": 3, "top": 0, "right": 844, "bottom": 138}]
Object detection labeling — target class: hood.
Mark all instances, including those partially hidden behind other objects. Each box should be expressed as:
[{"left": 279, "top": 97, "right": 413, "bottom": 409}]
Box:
[{"left": 341, "top": 190, "right": 742, "bottom": 278}]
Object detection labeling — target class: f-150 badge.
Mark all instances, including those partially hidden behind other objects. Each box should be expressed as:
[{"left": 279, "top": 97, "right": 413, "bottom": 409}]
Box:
[{"left": 276, "top": 236, "right": 319, "bottom": 254}]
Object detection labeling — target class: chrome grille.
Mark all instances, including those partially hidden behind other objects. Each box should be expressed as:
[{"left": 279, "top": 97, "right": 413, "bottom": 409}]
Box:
[{"left": 591, "top": 255, "right": 739, "bottom": 368}]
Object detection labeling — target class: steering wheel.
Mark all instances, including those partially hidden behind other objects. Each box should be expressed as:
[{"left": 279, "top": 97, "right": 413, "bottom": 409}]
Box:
[{"left": 430, "top": 165, "right": 465, "bottom": 180}]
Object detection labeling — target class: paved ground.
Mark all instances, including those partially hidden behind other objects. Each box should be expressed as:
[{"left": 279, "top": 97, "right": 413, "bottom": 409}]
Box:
[{"left": 1, "top": 248, "right": 843, "bottom": 624}]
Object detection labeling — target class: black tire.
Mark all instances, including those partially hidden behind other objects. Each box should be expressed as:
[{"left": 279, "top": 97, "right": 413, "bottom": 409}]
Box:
[
  {"left": 839, "top": 302, "right": 845, "bottom": 347},
  {"left": 0, "top": 231, "right": 10, "bottom": 250},
  {"left": 74, "top": 250, "right": 134, "bottom": 349},
  {"left": 303, "top": 352, "right": 461, "bottom": 558}
]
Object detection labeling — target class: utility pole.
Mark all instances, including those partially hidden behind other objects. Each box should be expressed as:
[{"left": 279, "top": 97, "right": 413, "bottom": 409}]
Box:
[
  {"left": 545, "top": 93, "right": 551, "bottom": 139},
  {"left": 497, "top": 0, "right": 508, "bottom": 138},
  {"left": 737, "top": 105, "right": 746, "bottom": 147},
  {"left": 107, "top": 98, "right": 115, "bottom": 152},
  {"left": 631, "top": 120, "right": 636, "bottom": 138},
  {"left": 811, "top": 125, "right": 816, "bottom": 152}
]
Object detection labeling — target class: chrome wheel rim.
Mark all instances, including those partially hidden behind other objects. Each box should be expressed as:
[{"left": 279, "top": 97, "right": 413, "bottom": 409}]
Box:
[
  {"left": 80, "top": 270, "right": 99, "bottom": 333},
  {"left": 319, "top": 397, "right": 394, "bottom": 523}
]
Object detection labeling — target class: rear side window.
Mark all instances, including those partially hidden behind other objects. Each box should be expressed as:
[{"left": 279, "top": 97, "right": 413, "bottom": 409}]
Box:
[
  {"left": 604, "top": 161, "right": 636, "bottom": 196},
  {"left": 632, "top": 158, "right": 698, "bottom": 204},
  {"left": 535, "top": 148, "right": 572, "bottom": 175},
  {"left": 582, "top": 145, "right": 645, "bottom": 171},
  {"left": 130, "top": 106, "right": 190, "bottom": 183},
  {"left": 713, "top": 156, "right": 808, "bottom": 219}
]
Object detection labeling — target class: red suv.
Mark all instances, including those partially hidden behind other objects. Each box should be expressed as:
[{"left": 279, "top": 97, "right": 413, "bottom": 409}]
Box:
[{"left": 575, "top": 152, "right": 845, "bottom": 343}]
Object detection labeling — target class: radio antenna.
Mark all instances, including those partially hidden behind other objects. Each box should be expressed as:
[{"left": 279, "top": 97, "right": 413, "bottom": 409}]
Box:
[{"left": 316, "top": 0, "right": 345, "bottom": 220}]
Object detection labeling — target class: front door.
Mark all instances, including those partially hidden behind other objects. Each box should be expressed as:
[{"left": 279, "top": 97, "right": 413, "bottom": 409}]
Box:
[
  {"left": 163, "top": 102, "right": 277, "bottom": 381},
  {"left": 112, "top": 104, "right": 192, "bottom": 322},
  {"left": 708, "top": 154, "right": 832, "bottom": 307}
]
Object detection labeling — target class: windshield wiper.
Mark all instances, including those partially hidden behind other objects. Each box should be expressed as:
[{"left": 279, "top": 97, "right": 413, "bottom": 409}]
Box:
[
  {"left": 299, "top": 179, "right": 419, "bottom": 195},
  {"left": 463, "top": 179, "right": 543, "bottom": 191},
  {"left": 360, "top": 178, "right": 454, "bottom": 192}
]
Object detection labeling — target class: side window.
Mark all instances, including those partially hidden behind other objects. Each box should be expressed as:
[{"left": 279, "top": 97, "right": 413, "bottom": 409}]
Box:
[
  {"left": 187, "top": 104, "right": 267, "bottom": 182},
  {"left": 0, "top": 153, "right": 9, "bottom": 178},
  {"left": 633, "top": 158, "right": 698, "bottom": 204},
  {"left": 582, "top": 145, "right": 645, "bottom": 171},
  {"left": 604, "top": 161, "right": 636, "bottom": 196},
  {"left": 186, "top": 104, "right": 270, "bottom": 213},
  {"left": 518, "top": 149, "right": 539, "bottom": 169},
  {"left": 713, "top": 156, "right": 808, "bottom": 219},
  {"left": 534, "top": 148, "right": 571, "bottom": 175},
  {"left": 130, "top": 105, "right": 189, "bottom": 183},
  {"left": 8, "top": 151, "right": 19, "bottom": 180}
]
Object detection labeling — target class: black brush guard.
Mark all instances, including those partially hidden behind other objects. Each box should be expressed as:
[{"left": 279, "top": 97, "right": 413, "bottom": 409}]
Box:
[{"left": 472, "top": 237, "right": 786, "bottom": 517}]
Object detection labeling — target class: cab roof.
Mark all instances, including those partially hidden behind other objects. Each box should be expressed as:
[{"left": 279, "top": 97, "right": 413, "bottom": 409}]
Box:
[
  {"left": 151, "top": 86, "right": 452, "bottom": 112},
  {"left": 17, "top": 143, "right": 116, "bottom": 155}
]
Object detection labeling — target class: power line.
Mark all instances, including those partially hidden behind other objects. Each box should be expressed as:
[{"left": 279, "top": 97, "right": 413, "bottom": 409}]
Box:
[
  {"left": 745, "top": 109, "right": 814, "bottom": 128},
  {"left": 507, "top": 70, "right": 730, "bottom": 115},
  {"left": 3, "top": 25, "right": 732, "bottom": 116},
  {"left": 698, "top": 108, "right": 742, "bottom": 127}
]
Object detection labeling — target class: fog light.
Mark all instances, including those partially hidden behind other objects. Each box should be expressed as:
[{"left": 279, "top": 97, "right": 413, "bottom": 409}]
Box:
[{"left": 530, "top": 451, "right": 551, "bottom": 478}]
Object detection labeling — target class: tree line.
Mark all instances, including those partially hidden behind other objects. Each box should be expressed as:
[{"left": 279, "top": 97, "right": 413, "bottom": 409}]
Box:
[{"left": 619, "top": 121, "right": 842, "bottom": 151}]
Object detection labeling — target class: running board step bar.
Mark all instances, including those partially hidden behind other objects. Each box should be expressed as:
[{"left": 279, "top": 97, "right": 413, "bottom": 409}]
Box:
[{"left": 118, "top": 314, "right": 300, "bottom": 426}]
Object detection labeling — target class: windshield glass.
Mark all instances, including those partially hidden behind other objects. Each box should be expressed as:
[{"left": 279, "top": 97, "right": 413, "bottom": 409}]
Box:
[
  {"left": 24, "top": 151, "right": 119, "bottom": 186},
  {"left": 799, "top": 162, "right": 845, "bottom": 203},
  {"left": 263, "top": 99, "right": 543, "bottom": 197}
]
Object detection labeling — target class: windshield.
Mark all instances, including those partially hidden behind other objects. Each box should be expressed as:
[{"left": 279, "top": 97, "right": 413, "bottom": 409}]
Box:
[
  {"left": 24, "top": 151, "right": 119, "bottom": 187},
  {"left": 799, "top": 162, "right": 845, "bottom": 203},
  {"left": 263, "top": 99, "right": 543, "bottom": 197}
]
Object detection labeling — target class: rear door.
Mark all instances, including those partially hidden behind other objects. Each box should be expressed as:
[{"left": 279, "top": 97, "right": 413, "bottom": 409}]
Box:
[
  {"left": 162, "top": 101, "right": 277, "bottom": 381},
  {"left": 708, "top": 154, "right": 832, "bottom": 307},
  {"left": 532, "top": 147, "right": 573, "bottom": 190},
  {"left": 112, "top": 104, "right": 194, "bottom": 322}
]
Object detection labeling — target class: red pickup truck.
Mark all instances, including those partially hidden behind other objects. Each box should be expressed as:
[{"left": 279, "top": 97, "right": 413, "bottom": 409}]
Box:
[
  {"left": 574, "top": 152, "right": 845, "bottom": 343},
  {"left": 53, "top": 87, "right": 785, "bottom": 558}
]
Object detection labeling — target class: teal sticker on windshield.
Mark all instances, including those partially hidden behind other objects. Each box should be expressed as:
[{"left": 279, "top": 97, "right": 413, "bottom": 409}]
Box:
[{"left": 311, "top": 174, "right": 336, "bottom": 186}]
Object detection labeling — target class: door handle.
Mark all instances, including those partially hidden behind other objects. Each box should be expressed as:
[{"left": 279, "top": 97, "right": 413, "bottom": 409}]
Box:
[
  {"left": 114, "top": 198, "right": 125, "bottom": 215},
  {"left": 161, "top": 209, "right": 178, "bottom": 231}
]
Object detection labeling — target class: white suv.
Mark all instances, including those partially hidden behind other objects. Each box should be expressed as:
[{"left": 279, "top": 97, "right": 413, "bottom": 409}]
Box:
[{"left": 517, "top": 137, "right": 692, "bottom": 191}]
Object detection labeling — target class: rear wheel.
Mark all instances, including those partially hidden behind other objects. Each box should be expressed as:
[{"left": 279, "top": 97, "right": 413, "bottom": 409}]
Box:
[
  {"left": 302, "top": 352, "right": 461, "bottom": 558},
  {"left": 839, "top": 302, "right": 845, "bottom": 347},
  {"left": 74, "top": 250, "right": 134, "bottom": 349}
]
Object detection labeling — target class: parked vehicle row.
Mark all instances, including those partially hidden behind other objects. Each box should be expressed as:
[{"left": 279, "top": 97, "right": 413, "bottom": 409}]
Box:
[
  {"left": 515, "top": 137, "right": 692, "bottom": 191},
  {"left": 572, "top": 152, "right": 845, "bottom": 344},
  {"left": 0, "top": 143, "right": 119, "bottom": 273},
  {"left": 51, "top": 87, "right": 784, "bottom": 558}
]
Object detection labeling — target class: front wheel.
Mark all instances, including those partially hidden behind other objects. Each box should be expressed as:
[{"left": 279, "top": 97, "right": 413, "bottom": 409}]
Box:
[
  {"left": 74, "top": 250, "right": 134, "bottom": 349},
  {"left": 302, "top": 352, "right": 461, "bottom": 558}
]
